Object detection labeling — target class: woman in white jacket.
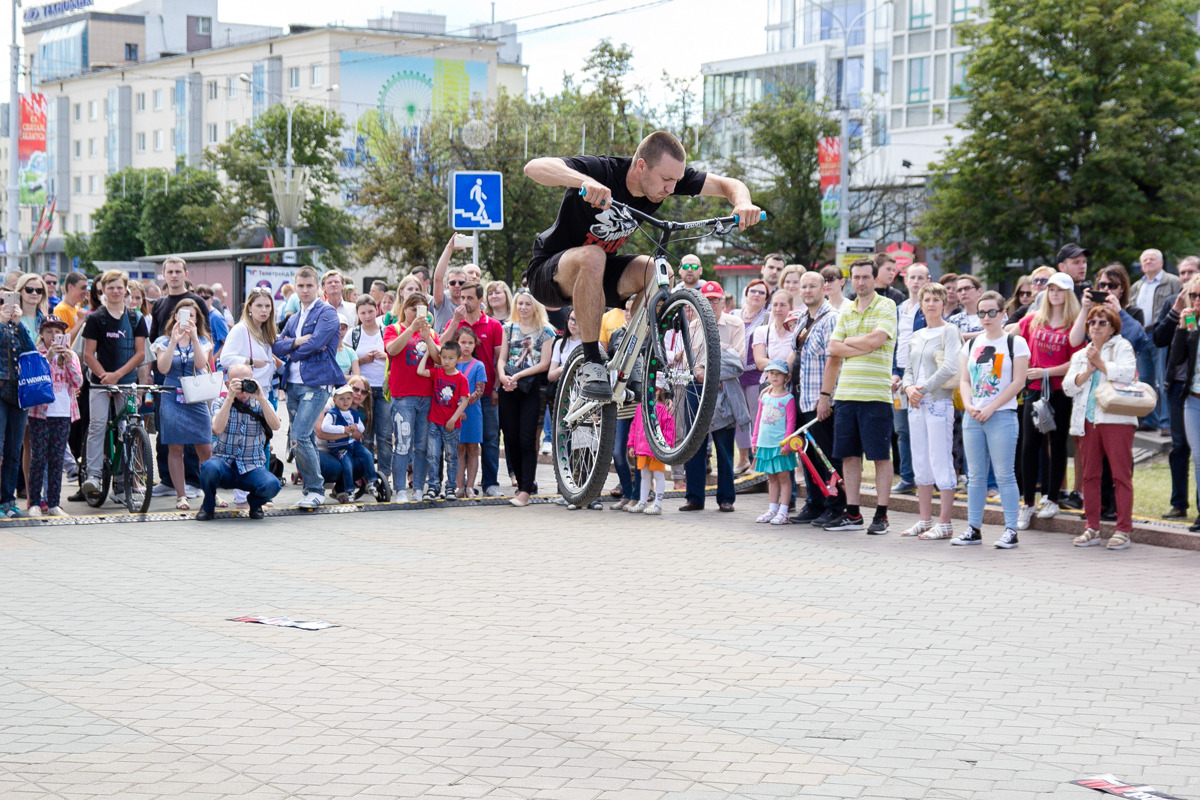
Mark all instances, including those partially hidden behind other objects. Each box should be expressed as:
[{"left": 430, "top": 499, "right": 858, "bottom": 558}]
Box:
[{"left": 1062, "top": 305, "right": 1138, "bottom": 550}]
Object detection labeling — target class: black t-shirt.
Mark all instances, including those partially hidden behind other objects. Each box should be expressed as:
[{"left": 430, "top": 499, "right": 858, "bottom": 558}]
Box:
[
  {"left": 150, "top": 291, "right": 210, "bottom": 341},
  {"left": 82, "top": 306, "right": 149, "bottom": 379},
  {"left": 532, "top": 155, "right": 708, "bottom": 260}
]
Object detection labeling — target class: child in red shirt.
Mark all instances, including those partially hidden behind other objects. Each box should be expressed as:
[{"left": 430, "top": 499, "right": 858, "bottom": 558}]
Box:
[{"left": 417, "top": 341, "right": 469, "bottom": 500}]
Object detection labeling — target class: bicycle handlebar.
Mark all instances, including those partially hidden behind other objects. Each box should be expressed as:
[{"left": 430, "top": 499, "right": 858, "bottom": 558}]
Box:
[
  {"left": 577, "top": 189, "right": 765, "bottom": 232},
  {"left": 94, "top": 383, "right": 173, "bottom": 393}
]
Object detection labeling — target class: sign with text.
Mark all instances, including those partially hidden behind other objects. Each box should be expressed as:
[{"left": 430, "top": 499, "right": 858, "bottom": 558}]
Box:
[
  {"left": 18, "top": 94, "right": 47, "bottom": 206},
  {"left": 836, "top": 238, "right": 876, "bottom": 275},
  {"left": 818, "top": 137, "right": 841, "bottom": 230},
  {"left": 23, "top": 0, "right": 94, "bottom": 24}
]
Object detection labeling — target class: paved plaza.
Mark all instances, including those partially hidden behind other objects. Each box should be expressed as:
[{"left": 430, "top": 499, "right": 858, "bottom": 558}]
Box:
[{"left": 1, "top": 500, "right": 1199, "bottom": 800}]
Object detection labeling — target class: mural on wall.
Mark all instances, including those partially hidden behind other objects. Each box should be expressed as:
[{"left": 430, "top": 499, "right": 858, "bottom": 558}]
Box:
[{"left": 339, "top": 52, "right": 488, "bottom": 133}]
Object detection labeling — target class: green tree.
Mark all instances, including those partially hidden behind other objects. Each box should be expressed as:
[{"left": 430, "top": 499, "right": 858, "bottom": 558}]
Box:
[
  {"left": 209, "top": 104, "right": 358, "bottom": 268},
  {"left": 62, "top": 232, "right": 94, "bottom": 273},
  {"left": 917, "top": 0, "right": 1200, "bottom": 277}
]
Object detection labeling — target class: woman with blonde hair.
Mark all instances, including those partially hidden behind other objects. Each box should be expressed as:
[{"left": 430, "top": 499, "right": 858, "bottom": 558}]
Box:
[
  {"left": 385, "top": 276, "right": 423, "bottom": 326},
  {"left": 486, "top": 280, "right": 513, "bottom": 323},
  {"left": 221, "top": 287, "right": 280, "bottom": 392},
  {"left": 498, "top": 290, "right": 555, "bottom": 506},
  {"left": 14, "top": 272, "right": 48, "bottom": 339},
  {"left": 778, "top": 265, "right": 806, "bottom": 305}
]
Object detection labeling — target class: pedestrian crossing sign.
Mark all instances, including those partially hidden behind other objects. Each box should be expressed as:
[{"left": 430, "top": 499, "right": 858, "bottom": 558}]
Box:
[{"left": 450, "top": 171, "right": 504, "bottom": 231}]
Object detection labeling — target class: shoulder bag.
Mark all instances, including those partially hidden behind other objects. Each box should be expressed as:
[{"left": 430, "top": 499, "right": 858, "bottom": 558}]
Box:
[
  {"left": 930, "top": 326, "right": 961, "bottom": 391},
  {"left": 17, "top": 350, "right": 55, "bottom": 409},
  {"left": 1095, "top": 380, "right": 1157, "bottom": 417},
  {"left": 179, "top": 344, "right": 222, "bottom": 404}
]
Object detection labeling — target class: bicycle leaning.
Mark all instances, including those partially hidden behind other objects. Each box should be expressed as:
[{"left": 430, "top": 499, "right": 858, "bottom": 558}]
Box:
[
  {"left": 82, "top": 384, "right": 170, "bottom": 514},
  {"left": 550, "top": 198, "right": 764, "bottom": 507}
]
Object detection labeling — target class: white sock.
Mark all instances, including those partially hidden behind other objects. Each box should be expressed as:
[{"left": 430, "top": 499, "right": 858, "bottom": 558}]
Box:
[
  {"left": 768, "top": 502, "right": 780, "bottom": 514},
  {"left": 653, "top": 472, "right": 665, "bottom": 504}
]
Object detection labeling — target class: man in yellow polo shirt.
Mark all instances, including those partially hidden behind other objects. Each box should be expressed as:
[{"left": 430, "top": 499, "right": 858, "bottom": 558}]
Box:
[{"left": 819, "top": 258, "right": 897, "bottom": 534}]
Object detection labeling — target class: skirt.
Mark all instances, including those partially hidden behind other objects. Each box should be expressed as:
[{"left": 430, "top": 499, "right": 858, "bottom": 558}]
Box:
[
  {"left": 755, "top": 447, "right": 797, "bottom": 475},
  {"left": 636, "top": 454, "right": 666, "bottom": 472},
  {"left": 159, "top": 390, "right": 213, "bottom": 445}
]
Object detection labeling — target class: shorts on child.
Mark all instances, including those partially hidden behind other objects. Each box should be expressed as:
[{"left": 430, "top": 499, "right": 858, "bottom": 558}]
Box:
[{"left": 636, "top": 455, "right": 666, "bottom": 472}]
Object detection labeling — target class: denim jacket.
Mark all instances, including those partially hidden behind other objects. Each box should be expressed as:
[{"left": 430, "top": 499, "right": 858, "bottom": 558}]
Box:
[
  {"left": 271, "top": 300, "right": 345, "bottom": 388},
  {"left": 0, "top": 319, "right": 37, "bottom": 383}
]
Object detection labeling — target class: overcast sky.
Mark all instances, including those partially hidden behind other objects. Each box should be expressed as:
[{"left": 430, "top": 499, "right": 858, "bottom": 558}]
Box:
[{"left": 3, "top": 0, "right": 766, "bottom": 104}]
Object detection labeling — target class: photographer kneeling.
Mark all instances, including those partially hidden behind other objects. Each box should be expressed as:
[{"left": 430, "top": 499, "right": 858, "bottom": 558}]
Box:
[{"left": 197, "top": 364, "right": 282, "bottom": 520}]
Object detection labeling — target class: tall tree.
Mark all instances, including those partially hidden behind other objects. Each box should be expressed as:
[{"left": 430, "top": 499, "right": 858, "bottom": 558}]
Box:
[
  {"left": 917, "top": 0, "right": 1200, "bottom": 277},
  {"left": 209, "top": 103, "right": 358, "bottom": 268}
]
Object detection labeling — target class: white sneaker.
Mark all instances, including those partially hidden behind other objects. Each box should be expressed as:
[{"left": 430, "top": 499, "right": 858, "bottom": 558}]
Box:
[
  {"left": 1036, "top": 499, "right": 1060, "bottom": 519},
  {"left": 184, "top": 484, "right": 201, "bottom": 499},
  {"left": 151, "top": 482, "right": 174, "bottom": 497},
  {"left": 27, "top": 506, "right": 42, "bottom": 517},
  {"left": 643, "top": 503, "right": 662, "bottom": 516},
  {"left": 1018, "top": 504, "right": 1036, "bottom": 530},
  {"left": 46, "top": 506, "right": 68, "bottom": 517},
  {"left": 540, "top": 441, "right": 551, "bottom": 455},
  {"left": 395, "top": 490, "right": 409, "bottom": 503},
  {"left": 484, "top": 486, "right": 504, "bottom": 497},
  {"left": 297, "top": 492, "right": 323, "bottom": 509}
]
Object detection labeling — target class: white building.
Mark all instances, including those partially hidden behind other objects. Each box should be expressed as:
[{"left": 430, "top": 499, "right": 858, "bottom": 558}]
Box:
[{"left": 8, "top": 1, "right": 527, "bottom": 275}]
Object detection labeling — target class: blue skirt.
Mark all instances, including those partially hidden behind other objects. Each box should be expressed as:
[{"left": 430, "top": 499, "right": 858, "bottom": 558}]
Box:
[
  {"left": 755, "top": 447, "right": 797, "bottom": 475},
  {"left": 160, "top": 390, "right": 213, "bottom": 445}
]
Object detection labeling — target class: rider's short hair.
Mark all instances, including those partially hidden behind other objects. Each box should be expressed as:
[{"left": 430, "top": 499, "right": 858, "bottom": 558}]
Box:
[{"left": 633, "top": 131, "right": 686, "bottom": 168}]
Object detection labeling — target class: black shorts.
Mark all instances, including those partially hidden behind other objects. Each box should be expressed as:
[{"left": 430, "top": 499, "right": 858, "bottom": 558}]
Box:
[{"left": 524, "top": 251, "right": 640, "bottom": 310}]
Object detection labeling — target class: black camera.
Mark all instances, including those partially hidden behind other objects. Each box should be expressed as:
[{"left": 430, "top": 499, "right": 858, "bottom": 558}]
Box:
[{"left": 240, "top": 378, "right": 258, "bottom": 395}]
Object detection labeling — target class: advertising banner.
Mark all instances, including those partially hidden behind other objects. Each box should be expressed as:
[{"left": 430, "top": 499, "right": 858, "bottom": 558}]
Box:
[
  {"left": 18, "top": 93, "right": 47, "bottom": 206},
  {"left": 244, "top": 265, "right": 299, "bottom": 306},
  {"left": 818, "top": 136, "right": 841, "bottom": 230}
]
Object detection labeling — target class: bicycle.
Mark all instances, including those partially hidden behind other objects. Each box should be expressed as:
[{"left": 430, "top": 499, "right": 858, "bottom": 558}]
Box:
[
  {"left": 550, "top": 198, "right": 763, "bottom": 507},
  {"left": 82, "top": 384, "right": 168, "bottom": 514}
]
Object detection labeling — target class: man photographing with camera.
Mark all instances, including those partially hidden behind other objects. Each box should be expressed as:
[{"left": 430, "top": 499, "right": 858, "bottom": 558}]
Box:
[{"left": 196, "top": 364, "right": 282, "bottom": 521}]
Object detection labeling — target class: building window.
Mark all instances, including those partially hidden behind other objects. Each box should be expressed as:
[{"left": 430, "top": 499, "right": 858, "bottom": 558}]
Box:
[
  {"left": 88, "top": 100, "right": 97, "bottom": 120},
  {"left": 88, "top": 175, "right": 96, "bottom": 194},
  {"left": 136, "top": 92, "right": 146, "bottom": 112},
  {"left": 226, "top": 77, "right": 237, "bottom": 99},
  {"left": 73, "top": 103, "right": 81, "bottom": 121},
  {"left": 73, "top": 177, "right": 81, "bottom": 194},
  {"left": 73, "top": 214, "right": 81, "bottom": 232},
  {"left": 125, "top": 43, "right": 138, "bottom": 61},
  {"left": 73, "top": 140, "right": 81, "bottom": 159},
  {"left": 310, "top": 63, "right": 323, "bottom": 87},
  {"left": 153, "top": 89, "right": 163, "bottom": 110},
  {"left": 908, "top": 57, "right": 931, "bottom": 103},
  {"left": 195, "top": 17, "right": 211, "bottom": 35},
  {"left": 951, "top": 0, "right": 980, "bottom": 23},
  {"left": 136, "top": 132, "right": 147, "bottom": 152},
  {"left": 910, "top": 0, "right": 933, "bottom": 29},
  {"left": 288, "top": 67, "right": 300, "bottom": 90},
  {"left": 950, "top": 52, "right": 968, "bottom": 98},
  {"left": 206, "top": 80, "right": 217, "bottom": 100},
  {"left": 207, "top": 123, "right": 218, "bottom": 144},
  {"left": 226, "top": 120, "right": 237, "bottom": 137},
  {"left": 88, "top": 138, "right": 97, "bottom": 157},
  {"left": 153, "top": 130, "right": 163, "bottom": 151}
]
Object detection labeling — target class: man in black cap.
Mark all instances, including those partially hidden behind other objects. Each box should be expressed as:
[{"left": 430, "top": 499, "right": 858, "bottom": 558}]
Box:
[{"left": 1056, "top": 243, "right": 1091, "bottom": 300}]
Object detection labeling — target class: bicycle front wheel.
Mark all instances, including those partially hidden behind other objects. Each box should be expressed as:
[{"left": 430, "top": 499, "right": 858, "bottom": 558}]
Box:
[
  {"left": 551, "top": 349, "right": 617, "bottom": 506},
  {"left": 123, "top": 426, "right": 154, "bottom": 514},
  {"left": 643, "top": 287, "right": 721, "bottom": 465}
]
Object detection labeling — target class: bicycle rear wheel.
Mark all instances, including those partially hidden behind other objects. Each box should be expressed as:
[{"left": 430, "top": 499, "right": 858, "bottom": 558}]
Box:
[
  {"left": 642, "top": 287, "right": 721, "bottom": 465},
  {"left": 551, "top": 349, "right": 617, "bottom": 506},
  {"left": 123, "top": 426, "right": 154, "bottom": 514}
]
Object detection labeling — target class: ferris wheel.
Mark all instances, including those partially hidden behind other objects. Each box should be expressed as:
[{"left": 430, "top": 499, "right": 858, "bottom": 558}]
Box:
[{"left": 378, "top": 70, "right": 434, "bottom": 128}]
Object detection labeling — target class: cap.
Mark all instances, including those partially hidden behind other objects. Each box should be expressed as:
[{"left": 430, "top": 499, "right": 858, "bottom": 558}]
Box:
[
  {"left": 1047, "top": 272, "right": 1074, "bottom": 292},
  {"left": 764, "top": 358, "right": 790, "bottom": 375},
  {"left": 39, "top": 316, "right": 68, "bottom": 333},
  {"left": 333, "top": 385, "right": 354, "bottom": 397},
  {"left": 699, "top": 280, "right": 723, "bottom": 299},
  {"left": 1056, "top": 243, "right": 1091, "bottom": 263}
]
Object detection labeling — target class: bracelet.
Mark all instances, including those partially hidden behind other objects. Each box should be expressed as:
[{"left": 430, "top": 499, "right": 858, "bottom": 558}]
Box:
[{"left": 819, "top": 391, "right": 832, "bottom": 397}]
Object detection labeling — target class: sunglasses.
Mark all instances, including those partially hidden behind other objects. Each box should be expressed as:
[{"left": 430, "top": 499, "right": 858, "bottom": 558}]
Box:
[
  {"left": 823, "top": 277, "right": 839, "bottom": 283},
  {"left": 680, "top": 263, "right": 702, "bottom": 270},
  {"left": 1096, "top": 281, "right": 1118, "bottom": 290},
  {"left": 447, "top": 280, "right": 466, "bottom": 286},
  {"left": 1189, "top": 292, "right": 1200, "bottom": 300},
  {"left": 978, "top": 309, "right": 1003, "bottom": 318},
  {"left": 1018, "top": 290, "right": 1034, "bottom": 298},
  {"left": 351, "top": 388, "right": 366, "bottom": 394},
  {"left": 23, "top": 286, "right": 44, "bottom": 295},
  {"left": 1087, "top": 318, "right": 1111, "bottom": 327},
  {"left": 1032, "top": 278, "right": 1049, "bottom": 286}
]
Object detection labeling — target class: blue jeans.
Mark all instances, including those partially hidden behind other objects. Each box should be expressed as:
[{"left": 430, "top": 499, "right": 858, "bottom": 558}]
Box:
[
  {"left": 200, "top": 458, "right": 281, "bottom": 515},
  {"left": 334, "top": 441, "right": 376, "bottom": 490},
  {"left": 0, "top": 400, "right": 28, "bottom": 505},
  {"left": 686, "top": 425, "right": 736, "bottom": 507},
  {"left": 1168, "top": 383, "right": 1191, "bottom": 512},
  {"left": 286, "top": 383, "right": 331, "bottom": 495},
  {"left": 1179, "top": 395, "right": 1200, "bottom": 515},
  {"left": 366, "top": 390, "right": 393, "bottom": 478},
  {"left": 613, "top": 416, "right": 635, "bottom": 499},
  {"left": 1137, "top": 346, "right": 1167, "bottom": 429},
  {"left": 893, "top": 406, "right": 914, "bottom": 484},
  {"left": 481, "top": 396, "right": 500, "bottom": 491},
  {"left": 962, "top": 409, "right": 1020, "bottom": 531},
  {"left": 390, "top": 395, "right": 430, "bottom": 494},
  {"left": 426, "top": 425, "right": 460, "bottom": 494}
]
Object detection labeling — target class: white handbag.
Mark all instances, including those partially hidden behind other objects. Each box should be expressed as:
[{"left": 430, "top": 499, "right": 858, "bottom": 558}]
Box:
[{"left": 178, "top": 346, "right": 222, "bottom": 404}]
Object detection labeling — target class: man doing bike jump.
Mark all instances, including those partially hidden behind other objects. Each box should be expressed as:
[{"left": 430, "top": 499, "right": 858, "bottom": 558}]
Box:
[{"left": 522, "top": 130, "right": 761, "bottom": 401}]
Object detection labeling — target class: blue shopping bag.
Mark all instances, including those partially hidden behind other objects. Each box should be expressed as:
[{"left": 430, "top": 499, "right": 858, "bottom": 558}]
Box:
[{"left": 17, "top": 350, "right": 55, "bottom": 409}]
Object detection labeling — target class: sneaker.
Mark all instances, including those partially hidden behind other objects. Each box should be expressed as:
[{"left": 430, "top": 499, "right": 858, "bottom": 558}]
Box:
[
  {"left": 46, "top": 506, "right": 68, "bottom": 517},
  {"left": 810, "top": 510, "right": 840, "bottom": 529},
  {"left": 1073, "top": 527, "right": 1103, "bottom": 547},
  {"left": 824, "top": 512, "right": 865, "bottom": 531},
  {"left": 540, "top": 441, "right": 551, "bottom": 455},
  {"left": 994, "top": 528, "right": 1019, "bottom": 549},
  {"left": 770, "top": 509, "right": 789, "bottom": 525},
  {"left": 555, "top": 497, "right": 569, "bottom": 506},
  {"left": 82, "top": 478, "right": 101, "bottom": 496},
  {"left": 587, "top": 499, "right": 604, "bottom": 510},
  {"left": 297, "top": 492, "right": 324, "bottom": 509},
  {"left": 183, "top": 484, "right": 201, "bottom": 499},
  {"left": 578, "top": 360, "right": 614, "bottom": 401},
  {"left": 424, "top": 488, "right": 439, "bottom": 501},
  {"left": 484, "top": 486, "right": 504, "bottom": 498},
  {"left": 627, "top": 501, "right": 647, "bottom": 513},
  {"left": 335, "top": 492, "right": 350, "bottom": 504},
  {"left": 1036, "top": 499, "right": 1060, "bottom": 519},
  {"left": 2, "top": 504, "right": 24, "bottom": 518},
  {"left": 892, "top": 480, "right": 917, "bottom": 495},
  {"left": 643, "top": 503, "right": 662, "bottom": 516},
  {"left": 866, "top": 517, "right": 889, "bottom": 535},
  {"left": 1018, "top": 504, "right": 1036, "bottom": 531},
  {"left": 27, "top": 505, "right": 42, "bottom": 517},
  {"left": 1058, "top": 491, "right": 1084, "bottom": 510},
  {"left": 395, "top": 489, "right": 409, "bottom": 503},
  {"left": 150, "top": 482, "right": 174, "bottom": 497},
  {"left": 756, "top": 508, "right": 777, "bottom": 523},
  {"left": 951, "top": 526, "right": 983, "bottom": 546},
  {"left": 791, "top": 506, "right": 821, "bottom": 524}
]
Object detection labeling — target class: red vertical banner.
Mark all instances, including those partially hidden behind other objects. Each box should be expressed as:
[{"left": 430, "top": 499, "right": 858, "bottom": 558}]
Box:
[
  {"left": 818, "top": 137, "right": 841, "bottom": 229},
  {"left": 18, "top": 93, "right": 48, "bottom": 206}
]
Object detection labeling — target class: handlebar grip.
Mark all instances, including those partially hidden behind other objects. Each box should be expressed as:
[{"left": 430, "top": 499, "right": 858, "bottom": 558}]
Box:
[{"left": 732, "top": 211, "right": 769, "bottom": 223}]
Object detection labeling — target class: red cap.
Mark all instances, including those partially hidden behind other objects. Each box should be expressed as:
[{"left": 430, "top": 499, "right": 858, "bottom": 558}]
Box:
[{"left": 700, "top": 280, "right": 723, "bottom": 298}]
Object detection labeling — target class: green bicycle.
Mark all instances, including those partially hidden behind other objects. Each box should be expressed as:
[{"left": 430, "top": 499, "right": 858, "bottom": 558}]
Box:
[{"left": 83, "top": 384, "right": 165, "bottom": 514}]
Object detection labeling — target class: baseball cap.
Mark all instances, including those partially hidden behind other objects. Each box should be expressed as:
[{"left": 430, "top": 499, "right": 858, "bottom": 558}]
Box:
[
  {"left": 699, "top": 280, "right": 724, "bottom": 299},
  {"left": 1056, "top": 243, "right": 1090, "bottom": 263},
  {"left": 333, "top": 385, "right": 354, "bottom": 397},
  {"left": 764, "top": 358, "right": 789, "bottom": 375},
  {"left": 1047, "top": 273, "right": 1074, "bottom": 292},
  {"left": 39, "top": 316, "right": 68, "bottom": 333}
]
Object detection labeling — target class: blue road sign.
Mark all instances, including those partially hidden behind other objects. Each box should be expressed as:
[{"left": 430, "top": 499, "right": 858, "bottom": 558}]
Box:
[{"left": 450, "top": 171, "right": 504, "bottom": 231}]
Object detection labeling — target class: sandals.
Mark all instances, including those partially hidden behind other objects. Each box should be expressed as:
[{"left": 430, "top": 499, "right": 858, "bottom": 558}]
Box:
[
  {"left": 215, "top": 494, "right": 228, "bottom": 508},
  {"left": 1107, "top": 531, "right": 1132, "bottom": 550},
  {"left": 901, "top": 519, "right": 933, "bottom": 537},
  {"left": 1074, "top": 528, "right": 1102, "bottom": 547},
  {"left": 918, "top": 523, "right": 954, "bottom": 540},
  {"left": 175, "top": 496, "right": 190, "bottom": 511}
]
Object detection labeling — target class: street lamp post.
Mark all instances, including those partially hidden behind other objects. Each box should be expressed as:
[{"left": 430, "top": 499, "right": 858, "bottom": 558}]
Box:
[
  {"left": 7, "top": 0, "right": 23, "bottom": 273},
  {"left": 240, "top": 73, "right": 298, "bottom": 253}
]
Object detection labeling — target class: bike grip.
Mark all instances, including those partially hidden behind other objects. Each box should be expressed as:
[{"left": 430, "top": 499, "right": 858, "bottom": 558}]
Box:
[{"left": 734, "top": 211, "right": 768, "bottom": 223}]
